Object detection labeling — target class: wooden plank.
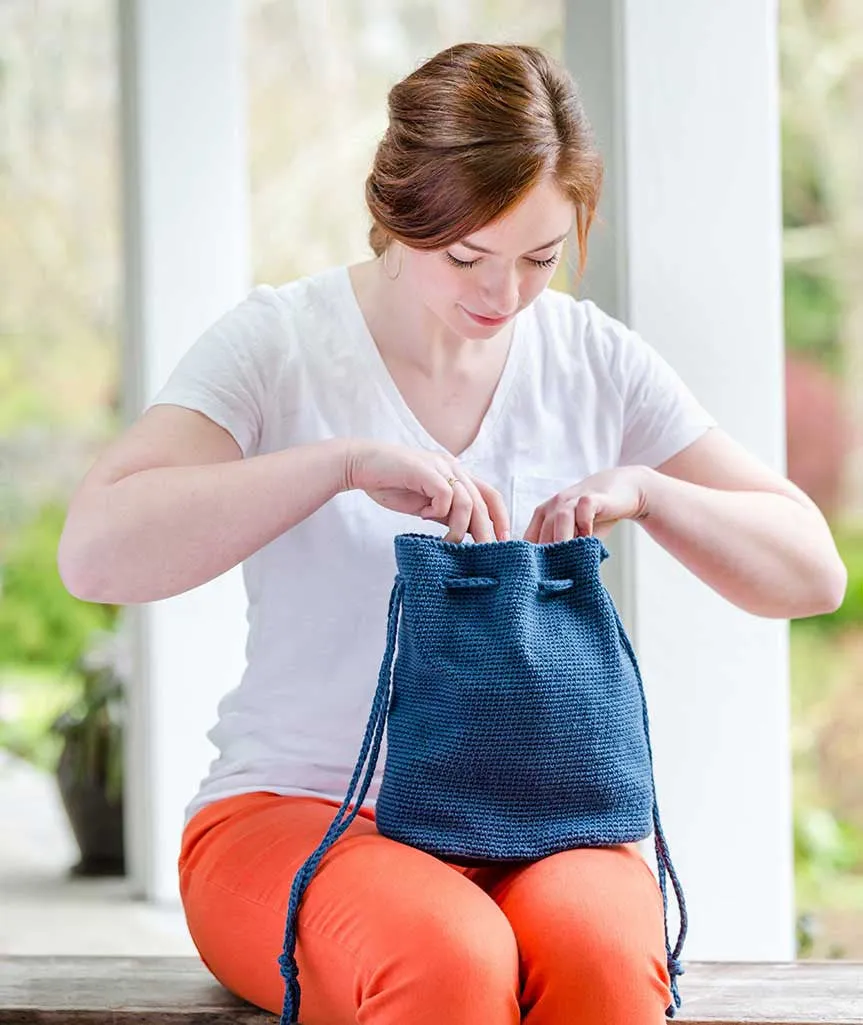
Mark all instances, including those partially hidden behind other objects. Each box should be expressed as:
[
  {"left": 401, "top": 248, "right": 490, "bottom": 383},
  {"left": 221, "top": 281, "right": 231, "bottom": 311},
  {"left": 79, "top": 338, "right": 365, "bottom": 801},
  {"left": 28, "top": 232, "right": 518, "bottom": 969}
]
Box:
[
  {"left": 676, "top": 962, "right": 863, "bottom": 1025},
  {"left": 0, "top": 957, "right": 275, "bottom": 1024},
  {"left": 0, "top": 957, "right": 860, "bottom": 1024}
]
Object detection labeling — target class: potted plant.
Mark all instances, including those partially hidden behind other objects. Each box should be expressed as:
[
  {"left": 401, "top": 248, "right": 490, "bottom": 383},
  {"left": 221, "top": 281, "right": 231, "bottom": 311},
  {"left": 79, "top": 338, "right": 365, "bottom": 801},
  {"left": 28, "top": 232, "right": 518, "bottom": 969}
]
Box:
[{"left": 51, "top": 624, "right": 129, "bottom": 876}]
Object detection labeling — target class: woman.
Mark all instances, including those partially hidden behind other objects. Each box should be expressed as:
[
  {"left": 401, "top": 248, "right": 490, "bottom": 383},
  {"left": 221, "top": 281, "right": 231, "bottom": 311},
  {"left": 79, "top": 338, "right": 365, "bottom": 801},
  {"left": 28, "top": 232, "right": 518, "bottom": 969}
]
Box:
[{"left": 58, "top": 42, "right": 846, "bottom": 1025}]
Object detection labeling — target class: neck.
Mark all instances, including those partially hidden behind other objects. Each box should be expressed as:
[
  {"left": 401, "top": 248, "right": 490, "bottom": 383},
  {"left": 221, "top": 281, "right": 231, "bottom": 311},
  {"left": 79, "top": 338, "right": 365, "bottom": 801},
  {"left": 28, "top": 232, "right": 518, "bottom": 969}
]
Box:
[{"left": 351, "top": 257, "right": 512, "bottom": 377}]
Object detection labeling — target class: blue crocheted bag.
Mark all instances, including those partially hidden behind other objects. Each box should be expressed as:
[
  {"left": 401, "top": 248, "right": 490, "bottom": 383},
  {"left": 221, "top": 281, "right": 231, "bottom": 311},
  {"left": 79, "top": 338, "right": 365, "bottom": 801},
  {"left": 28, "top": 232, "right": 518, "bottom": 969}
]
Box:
[{"left": 278, "top": 533, "right": 687, "bottom": 1024}]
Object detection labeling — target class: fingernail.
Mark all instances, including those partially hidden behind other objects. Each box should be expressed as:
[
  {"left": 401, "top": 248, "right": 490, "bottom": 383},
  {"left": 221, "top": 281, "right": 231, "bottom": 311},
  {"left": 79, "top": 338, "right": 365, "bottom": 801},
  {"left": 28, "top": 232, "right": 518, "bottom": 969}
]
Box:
[{"left": 502, "top": 530, "right": 511, "bottom": 541}]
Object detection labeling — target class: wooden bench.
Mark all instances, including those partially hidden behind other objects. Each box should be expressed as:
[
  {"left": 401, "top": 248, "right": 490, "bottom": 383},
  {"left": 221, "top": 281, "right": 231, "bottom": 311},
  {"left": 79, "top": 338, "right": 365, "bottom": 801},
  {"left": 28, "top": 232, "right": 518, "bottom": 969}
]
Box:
[{"left": 1, "top": 956, "right": 861, "bottom": 1023}]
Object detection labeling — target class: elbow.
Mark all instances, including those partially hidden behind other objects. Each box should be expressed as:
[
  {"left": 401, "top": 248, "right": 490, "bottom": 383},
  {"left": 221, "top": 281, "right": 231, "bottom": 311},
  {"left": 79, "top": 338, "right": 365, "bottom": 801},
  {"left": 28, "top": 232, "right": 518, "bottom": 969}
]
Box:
[
  {"left": 743, "top": 558, "right": 848, "bottom": 620},
  {"left": 816, "top": 558, "right": 848, "bottom": 615},
  {"left": 787, "top": 558, "right": 848, "bottom": 620},
  {"left": 57, "top": 522, "right": 108, "bottom": 604}
]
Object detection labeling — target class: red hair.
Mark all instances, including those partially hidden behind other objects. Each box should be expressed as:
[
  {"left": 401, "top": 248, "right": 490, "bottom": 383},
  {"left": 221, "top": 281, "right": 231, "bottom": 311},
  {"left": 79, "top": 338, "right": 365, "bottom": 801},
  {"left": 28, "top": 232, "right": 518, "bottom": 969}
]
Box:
[{"left": 365, "top": 43, "right": 603, "bottom": 276}]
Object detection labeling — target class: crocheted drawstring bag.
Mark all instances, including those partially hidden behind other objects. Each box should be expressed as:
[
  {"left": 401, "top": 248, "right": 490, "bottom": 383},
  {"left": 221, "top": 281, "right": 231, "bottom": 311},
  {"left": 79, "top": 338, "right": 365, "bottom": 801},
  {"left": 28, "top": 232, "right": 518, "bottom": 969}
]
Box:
[{"left": 278, "top": 533, "right": 687, "bottom": 1024}]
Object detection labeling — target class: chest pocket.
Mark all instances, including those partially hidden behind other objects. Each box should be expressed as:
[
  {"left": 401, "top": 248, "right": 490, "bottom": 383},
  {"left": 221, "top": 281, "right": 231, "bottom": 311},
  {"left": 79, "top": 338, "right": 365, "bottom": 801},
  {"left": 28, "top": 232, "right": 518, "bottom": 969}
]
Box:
[{"left": 511, "top": 474, "right": 577, "bottom": 540}]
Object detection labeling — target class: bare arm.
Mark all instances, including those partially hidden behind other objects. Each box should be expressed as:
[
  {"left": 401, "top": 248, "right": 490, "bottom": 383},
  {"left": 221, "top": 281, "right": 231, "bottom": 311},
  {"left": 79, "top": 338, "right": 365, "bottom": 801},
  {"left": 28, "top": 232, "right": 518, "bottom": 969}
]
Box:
[
  {"left": 58, "top": 405, "right": 350, "bottom": 604},
  {"left": 640, "top": 428, "right": 847, "bottom": 618},
  {"left": 523, "top": 428, "right": 846, "bottom": 618},
  {"left": 58, "top": 405, "right": 510, "bottom": 606}
]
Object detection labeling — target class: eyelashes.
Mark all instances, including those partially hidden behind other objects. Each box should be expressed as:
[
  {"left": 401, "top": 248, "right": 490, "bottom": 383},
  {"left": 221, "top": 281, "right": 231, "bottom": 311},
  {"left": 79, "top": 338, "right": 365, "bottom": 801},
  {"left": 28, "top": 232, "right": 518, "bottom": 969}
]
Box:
[{"left": 445, "top": 252, "right": 561, "bottom": 271}]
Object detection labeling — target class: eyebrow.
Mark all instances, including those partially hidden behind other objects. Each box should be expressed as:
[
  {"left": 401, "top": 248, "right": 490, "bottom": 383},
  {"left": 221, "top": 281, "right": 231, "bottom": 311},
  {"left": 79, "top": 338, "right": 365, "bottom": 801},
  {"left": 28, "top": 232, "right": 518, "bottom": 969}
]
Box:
[{"left": 457, "top": 229, "right": 571, "bottom": 256}]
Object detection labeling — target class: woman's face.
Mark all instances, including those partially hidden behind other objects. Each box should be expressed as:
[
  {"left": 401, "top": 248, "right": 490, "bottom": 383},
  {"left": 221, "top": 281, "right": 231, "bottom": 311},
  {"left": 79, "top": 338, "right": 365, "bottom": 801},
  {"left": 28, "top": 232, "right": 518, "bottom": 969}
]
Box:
[{"left": 398, "top": 177, "right": 575, "bottom": 338}]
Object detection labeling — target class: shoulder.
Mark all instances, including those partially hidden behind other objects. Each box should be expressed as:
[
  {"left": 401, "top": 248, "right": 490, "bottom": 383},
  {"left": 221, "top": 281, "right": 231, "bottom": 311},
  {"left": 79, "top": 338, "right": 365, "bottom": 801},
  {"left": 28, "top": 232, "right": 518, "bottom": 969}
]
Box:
[
  {"left": 526, "top": 287, "right": 641, "bottom": 390},
  {"left": 266, "top": 265, "right": 359, "bottom": 359},
  {"left": 268, "top": 265, "right": 351, "bottom": 324},
  {"left": 530, "top": 287, "right": 630, "bottom": 344},
  {"left": 213, "top": 265, "right": 351, "bottom": 366}
]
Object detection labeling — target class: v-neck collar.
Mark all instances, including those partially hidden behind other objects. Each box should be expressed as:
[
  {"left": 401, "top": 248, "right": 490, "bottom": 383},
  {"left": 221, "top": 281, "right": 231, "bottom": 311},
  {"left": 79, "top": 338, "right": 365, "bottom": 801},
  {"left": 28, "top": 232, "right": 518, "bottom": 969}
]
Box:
[{"left": 337, "top": 265, "right": 527, "bottom": 462}]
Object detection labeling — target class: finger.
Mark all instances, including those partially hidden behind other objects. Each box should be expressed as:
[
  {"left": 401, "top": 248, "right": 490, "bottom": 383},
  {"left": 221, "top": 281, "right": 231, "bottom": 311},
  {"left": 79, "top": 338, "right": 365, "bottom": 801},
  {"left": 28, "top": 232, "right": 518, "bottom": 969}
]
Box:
[
  {"left": 444, "top": 479, "right": 473, "bottom": 543},
  {"left": 473, "top": 479, "right": 511, "bottom": 541},
  {"left": 419, "top": 470, "right": 456, "bottom": 522},
  {"left": 522, "top": 505, "right": 544, "bottom": 543},
  {"left": 420, "top": 459, "right": 472, "bottom": 520},
  {"left": 575, "top": 495, "right": 598, "bottom": 537},
  {"left": 553, "top": 503, "right": 576, "bottom": 543},
  {"left": 538, "top": 512, "right": 557, "bottom": 545},
  {"left": 459, "top": 475, "right": 496, "bottom": 543}
]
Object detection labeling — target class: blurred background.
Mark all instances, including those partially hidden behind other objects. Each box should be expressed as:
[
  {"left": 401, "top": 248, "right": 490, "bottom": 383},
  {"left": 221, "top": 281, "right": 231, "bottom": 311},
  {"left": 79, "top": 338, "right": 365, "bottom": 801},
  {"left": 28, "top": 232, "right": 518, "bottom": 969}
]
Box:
[{"left": 0, "top": 0, "right": 861, "bottom": 960}]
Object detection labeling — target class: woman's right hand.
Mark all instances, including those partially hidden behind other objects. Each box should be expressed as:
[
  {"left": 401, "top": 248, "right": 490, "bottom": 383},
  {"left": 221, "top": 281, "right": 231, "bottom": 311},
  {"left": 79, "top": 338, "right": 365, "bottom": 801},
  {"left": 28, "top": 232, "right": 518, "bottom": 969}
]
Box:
[{"left": 344, "top": 440, "right": 510, "bottom": 543}]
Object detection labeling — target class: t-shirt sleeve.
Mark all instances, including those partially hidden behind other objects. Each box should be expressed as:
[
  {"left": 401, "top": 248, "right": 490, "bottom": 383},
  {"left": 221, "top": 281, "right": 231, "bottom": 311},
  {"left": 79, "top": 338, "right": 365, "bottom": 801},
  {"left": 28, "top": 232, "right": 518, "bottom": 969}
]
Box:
[
  {"left": 591, "top": 304, "right": 717, "bottom": 468},
  {"left": 146, "top": 285, "right": 287, "bottom": 458}
]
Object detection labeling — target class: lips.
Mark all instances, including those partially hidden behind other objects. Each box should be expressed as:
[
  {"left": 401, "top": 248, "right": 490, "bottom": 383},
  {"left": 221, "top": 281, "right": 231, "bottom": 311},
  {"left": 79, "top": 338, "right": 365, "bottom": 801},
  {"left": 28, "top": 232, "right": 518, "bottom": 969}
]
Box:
[{"left": 463, "top": 308, "right": 512, "bottom": 327}]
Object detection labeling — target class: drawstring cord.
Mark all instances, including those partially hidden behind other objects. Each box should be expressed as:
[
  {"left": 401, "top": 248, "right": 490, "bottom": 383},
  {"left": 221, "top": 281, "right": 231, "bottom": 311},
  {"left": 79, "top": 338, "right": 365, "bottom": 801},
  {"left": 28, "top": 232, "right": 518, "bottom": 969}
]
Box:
[
  {"left": 278, "top": 576, "right": 405, "bottom": 1025},
  {"left": 612, "top": 605, "right": 688, "bottom": 1015}
]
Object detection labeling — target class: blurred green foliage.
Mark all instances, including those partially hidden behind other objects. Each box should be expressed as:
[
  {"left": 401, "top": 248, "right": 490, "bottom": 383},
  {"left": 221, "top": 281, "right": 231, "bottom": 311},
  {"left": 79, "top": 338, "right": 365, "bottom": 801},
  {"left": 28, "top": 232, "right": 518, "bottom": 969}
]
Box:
[
  {"left": 0, "top": 499, "right": 122, "bottom": 776},
  {"left": 0, "top": 664, "right": 78, "bottom": 771},
  {"left": 794, "top": 801, "right": 863, "bottom": 959},
  {"left": 790, "top": 560, "right": 863, "bottom": 956},
  {"left": 0, "top": 500, "right": 118, "bottom": 668},
  {"left": 0, "top": 496, "right": 126, "bottom": 831},
  {"left": 780, "top": 116, "right": 828, "bottom": 230},
  {"left": 783, "top": 267, "right": 842, "bottom": 372},
  {"left": 795, "top": 806, "right": 863, "bottom": 884}
]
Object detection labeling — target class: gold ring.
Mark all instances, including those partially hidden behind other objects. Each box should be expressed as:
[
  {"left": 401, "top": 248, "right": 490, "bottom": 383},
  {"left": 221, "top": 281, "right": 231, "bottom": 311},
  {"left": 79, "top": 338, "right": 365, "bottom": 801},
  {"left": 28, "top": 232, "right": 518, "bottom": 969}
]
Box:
[{"left": 446, "top": 476, "right": 458, "bottom": 488}]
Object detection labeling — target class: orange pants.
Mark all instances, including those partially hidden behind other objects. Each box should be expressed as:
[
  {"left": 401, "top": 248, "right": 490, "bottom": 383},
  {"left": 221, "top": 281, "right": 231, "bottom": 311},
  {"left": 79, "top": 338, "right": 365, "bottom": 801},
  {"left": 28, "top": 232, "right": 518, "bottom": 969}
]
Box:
[{"left": 179, "top": 792, "right": 672, "bottom": 1024}]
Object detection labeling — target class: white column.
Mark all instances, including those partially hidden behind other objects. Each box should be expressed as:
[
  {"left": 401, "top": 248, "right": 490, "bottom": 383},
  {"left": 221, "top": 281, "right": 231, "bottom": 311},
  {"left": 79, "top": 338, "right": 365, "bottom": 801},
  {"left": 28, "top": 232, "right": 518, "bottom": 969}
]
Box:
[
  {"left": 118, "top": 0, "right": 250, "bottom": 903},
  {"left": 566, "top": 0, "right": 794, "bottom": 959}
]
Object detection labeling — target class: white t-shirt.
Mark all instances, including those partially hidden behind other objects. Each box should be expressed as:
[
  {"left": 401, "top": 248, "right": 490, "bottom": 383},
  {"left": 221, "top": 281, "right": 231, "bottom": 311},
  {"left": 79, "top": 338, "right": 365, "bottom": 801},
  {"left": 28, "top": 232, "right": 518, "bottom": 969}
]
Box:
[{"left": 148, "top": 265, "right": 716, "bottom": 825}]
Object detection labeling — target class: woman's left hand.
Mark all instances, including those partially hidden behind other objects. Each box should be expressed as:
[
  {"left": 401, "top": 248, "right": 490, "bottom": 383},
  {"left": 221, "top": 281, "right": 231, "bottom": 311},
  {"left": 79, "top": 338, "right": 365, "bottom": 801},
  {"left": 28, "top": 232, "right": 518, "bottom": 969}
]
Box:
[{"left": 522, "top": 466, "right": 651, "bottom": 543}]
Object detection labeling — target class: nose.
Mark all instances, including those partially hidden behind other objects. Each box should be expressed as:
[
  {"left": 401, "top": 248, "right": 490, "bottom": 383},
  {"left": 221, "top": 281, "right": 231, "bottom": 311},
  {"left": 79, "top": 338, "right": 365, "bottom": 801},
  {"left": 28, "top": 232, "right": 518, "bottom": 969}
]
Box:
[{"left": 479, "top": 266, "right": 520, "bottom": 317}]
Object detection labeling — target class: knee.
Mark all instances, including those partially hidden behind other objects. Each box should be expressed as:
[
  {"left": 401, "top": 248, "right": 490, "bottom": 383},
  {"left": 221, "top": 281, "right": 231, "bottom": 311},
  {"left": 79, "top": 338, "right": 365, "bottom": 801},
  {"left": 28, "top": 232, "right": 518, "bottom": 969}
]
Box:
[
  {"left": 385, "top": 904, "right": 520, "bottom": 1012},
  {"left": 521, "top": 918, "right": 671, "bottom": 1022},
  {"left": 586, "top": 928, "right": 673, "bottom": 1019},
  {"left": 437, "top": 913, "right": 519, "bottom": 989},
  {"left": 581, "top": 923, "right": 670, "bottom": 993}
]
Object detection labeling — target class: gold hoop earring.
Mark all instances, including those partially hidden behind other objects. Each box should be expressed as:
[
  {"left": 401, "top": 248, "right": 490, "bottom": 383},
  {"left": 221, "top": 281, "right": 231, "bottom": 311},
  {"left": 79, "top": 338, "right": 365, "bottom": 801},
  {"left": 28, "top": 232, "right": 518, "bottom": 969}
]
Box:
[{"left": 382, "top": 243, "right": 403, "bottom": 281}]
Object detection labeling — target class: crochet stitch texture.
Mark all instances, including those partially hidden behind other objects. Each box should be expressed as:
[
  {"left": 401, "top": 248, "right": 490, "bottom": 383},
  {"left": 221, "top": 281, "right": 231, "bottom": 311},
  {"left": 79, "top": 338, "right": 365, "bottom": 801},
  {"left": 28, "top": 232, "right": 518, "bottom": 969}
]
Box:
[{"left": 278, "top": 533, "right": 687, "bottom": 1024}]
